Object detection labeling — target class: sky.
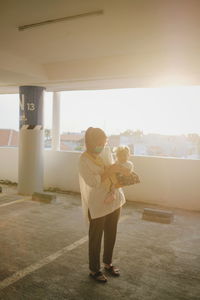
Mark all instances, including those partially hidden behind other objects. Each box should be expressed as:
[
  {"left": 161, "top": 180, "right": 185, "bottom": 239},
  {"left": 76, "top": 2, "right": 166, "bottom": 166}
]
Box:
[{"left": 0, "top": 86, "right": 200, "bottom": 136}]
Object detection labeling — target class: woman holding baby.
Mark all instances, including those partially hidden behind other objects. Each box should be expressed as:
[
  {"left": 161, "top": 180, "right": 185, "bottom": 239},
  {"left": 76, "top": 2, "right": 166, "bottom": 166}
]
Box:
[{"left": 78, "top": 127, "right": 131, "bottom": 283}]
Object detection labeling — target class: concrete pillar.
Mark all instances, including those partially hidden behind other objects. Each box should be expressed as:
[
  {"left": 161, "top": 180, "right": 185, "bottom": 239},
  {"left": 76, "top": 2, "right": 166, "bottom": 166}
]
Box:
[
  {"left": 52, "top": 92, "right": 61, "bottom": 151},
  {"left": 18, "top": 86, "right": 45, "bottom": 195}
]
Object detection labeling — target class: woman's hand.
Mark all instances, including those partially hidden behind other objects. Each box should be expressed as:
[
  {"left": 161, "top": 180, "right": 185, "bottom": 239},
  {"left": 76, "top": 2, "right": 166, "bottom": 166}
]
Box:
[
  {"left": 101, "top": 164, "right": 119, "bottom": 182},
  {"left": 106, "top": 164, "right": 121, "bottom": 175},
  {"left": 107, "top": 164, "right": 130, "bottom": 176},
  {"left": 101, "top": 164, "right": 130, "bottom": 182}
]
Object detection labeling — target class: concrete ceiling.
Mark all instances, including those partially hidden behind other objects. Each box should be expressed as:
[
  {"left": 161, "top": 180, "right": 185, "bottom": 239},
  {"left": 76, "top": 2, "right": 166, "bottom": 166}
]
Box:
[{"left": 0, "top": 0, "right": 200, "bottom": 93}]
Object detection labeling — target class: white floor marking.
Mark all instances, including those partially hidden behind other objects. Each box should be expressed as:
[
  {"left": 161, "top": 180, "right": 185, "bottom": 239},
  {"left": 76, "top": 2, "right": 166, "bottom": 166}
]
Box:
[
  {"left": 0, "top": 214, "right": 131, "bottom": 290},
  {"left": 0, "top": 197, "right": 31, "bottom": 208},
  {"left": 0, "top": 236, "right": 88, "bottom": 290}
]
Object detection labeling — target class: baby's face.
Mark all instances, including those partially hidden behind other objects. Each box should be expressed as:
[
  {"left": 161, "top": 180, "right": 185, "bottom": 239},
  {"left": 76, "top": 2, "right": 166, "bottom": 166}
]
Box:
[{"left": 117, "top": 151, "right": 129, "bottom": 163}]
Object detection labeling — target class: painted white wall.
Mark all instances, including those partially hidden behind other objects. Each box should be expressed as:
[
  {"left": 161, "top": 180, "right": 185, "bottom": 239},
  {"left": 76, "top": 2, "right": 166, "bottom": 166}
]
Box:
[
  {"left": 0, "top": 147, "right": 200, "bottom": 211},
  {"left": 124, "top": 156, "right": 200, "bottom": 211},
  {"left": 0, "top": 148, "right": 18, "bottom": 182},
  {"left": 44, "top": 150, "right": 80, "bottom": 192}
]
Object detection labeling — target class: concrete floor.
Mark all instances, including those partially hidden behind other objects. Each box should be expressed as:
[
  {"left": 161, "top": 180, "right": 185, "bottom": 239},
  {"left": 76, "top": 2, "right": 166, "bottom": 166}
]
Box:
[{"left": 0, "top": 185, "right": 200, "bottom": 300}]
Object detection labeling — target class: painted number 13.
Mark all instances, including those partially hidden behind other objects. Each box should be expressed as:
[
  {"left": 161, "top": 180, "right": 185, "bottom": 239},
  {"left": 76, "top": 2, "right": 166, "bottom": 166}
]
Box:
[{"left": 27, "top": 103, "right": 35, "bottom": 111}]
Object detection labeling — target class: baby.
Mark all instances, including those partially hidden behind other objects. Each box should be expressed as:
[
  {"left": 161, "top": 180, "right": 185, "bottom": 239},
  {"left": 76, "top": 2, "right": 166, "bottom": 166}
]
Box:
[
  {"left": 115, "top": 146, "right": 133, "bottom": 172},
  {"left": 100, "top": 145, "right": 139, "bottom": 203},
  {"left": 114, "top": 146, "right": 140, "bottom": 187}
]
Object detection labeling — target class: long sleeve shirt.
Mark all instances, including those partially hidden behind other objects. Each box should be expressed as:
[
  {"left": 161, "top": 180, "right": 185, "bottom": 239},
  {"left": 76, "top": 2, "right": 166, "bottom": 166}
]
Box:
[{"left": 78, "top": 152, "right": 126, "bottom": 221}]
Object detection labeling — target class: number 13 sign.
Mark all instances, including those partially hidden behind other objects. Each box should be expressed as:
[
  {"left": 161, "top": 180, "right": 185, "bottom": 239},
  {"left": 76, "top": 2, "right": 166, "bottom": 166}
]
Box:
[{"left": 19, "top": 86, "right": 45, "bottom": 129}]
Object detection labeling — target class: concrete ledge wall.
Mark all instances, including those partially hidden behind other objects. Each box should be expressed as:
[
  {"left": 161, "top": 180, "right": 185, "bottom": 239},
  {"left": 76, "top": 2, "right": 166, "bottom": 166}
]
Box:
[
  {"left": 0, "top": 148, "right": 200, "bottom": 211},
  {"left": 124, "top": 156, "right": 200, "bottom": 211},
  {"left": 44, "top": 150, "right": 81, "bottom": 192}
]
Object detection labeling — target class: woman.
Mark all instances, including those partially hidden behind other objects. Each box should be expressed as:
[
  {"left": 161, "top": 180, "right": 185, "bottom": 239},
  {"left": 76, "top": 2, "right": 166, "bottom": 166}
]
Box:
[{"left": 78, "top": 127, "right": 127, "bottom": 283}]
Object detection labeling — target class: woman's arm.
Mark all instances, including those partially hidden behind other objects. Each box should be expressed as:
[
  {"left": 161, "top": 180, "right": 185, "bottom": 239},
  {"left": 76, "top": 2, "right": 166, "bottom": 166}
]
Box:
[
  {"left": 79, "top": 157, "right": 131, "bottom": 187},
  {"left": 101, "top": 163, "right": 130, "bottom": 182}
]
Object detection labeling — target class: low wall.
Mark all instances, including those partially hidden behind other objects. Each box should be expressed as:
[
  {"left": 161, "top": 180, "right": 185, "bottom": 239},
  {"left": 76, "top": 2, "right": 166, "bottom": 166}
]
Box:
[
  {"left": 0, "top": 147, "right": 200, "bottom": 211},
  {"left": 0, "top": 147, "right": 18, "bottom": 182}
]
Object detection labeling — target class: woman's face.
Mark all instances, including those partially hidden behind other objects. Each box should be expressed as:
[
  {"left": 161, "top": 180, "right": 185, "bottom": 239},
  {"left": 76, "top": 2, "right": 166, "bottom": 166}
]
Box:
[{"left": 93, "top": 138, "right": 107, "bottom": 154}]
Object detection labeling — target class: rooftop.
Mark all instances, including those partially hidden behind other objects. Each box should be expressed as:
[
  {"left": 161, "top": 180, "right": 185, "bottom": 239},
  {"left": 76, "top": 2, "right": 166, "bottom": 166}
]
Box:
[{"left": 0, "top": 129, "right": 19, "bottom": 147}]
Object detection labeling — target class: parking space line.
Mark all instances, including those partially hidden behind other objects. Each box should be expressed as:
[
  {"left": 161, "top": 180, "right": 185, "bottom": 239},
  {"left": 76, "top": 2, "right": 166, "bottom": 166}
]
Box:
[
  {"left": 0, "top": 197, "right": 31, "bottom": 208},
  {"left": 0, "top": 214, "right": 131, "bottom": 290},
  {"left": 0, "top": 235, "right": 88, "bottom": 290}
]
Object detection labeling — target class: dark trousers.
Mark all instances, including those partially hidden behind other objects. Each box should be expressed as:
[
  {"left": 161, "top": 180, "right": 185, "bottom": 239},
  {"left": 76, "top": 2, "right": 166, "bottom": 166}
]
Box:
[{"left": 88, "top": 208, "right": 120, "bottom": 273}]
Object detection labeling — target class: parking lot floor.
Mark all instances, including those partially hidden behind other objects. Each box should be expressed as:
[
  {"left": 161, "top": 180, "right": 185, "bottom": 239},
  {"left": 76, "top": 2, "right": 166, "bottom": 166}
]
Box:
[{"left": 0, "top": 185, "right": 200, "bottom": 300}]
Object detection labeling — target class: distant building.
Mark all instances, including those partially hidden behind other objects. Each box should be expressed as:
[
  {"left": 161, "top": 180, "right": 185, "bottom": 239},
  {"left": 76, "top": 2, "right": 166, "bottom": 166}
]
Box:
[
  {"left": 108, "top": 135, "right": 120, "bottom": 148},
  {"left": 60, "top": 132, "right": 84, "bottom": 151},
  {"left": 110, "top": 132, "right": 199, "bottom": 159},
  {"left": 0, "top": 129, "right": 18, "bottom": 147},
  {"left": 0, "top": 128, "right": 199, "bottom": 159}
]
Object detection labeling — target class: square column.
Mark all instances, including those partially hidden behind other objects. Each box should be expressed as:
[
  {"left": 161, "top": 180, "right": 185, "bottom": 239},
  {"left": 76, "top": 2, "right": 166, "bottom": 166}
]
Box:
[{"left": 52, "top": 92, "right": 61, "bottom": 151}]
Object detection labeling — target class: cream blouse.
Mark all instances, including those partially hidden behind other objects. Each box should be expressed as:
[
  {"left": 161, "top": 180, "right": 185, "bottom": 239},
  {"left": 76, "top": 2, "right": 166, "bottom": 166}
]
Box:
[{"left": 78, "top": 152, "right": 126, "bottom": 221}]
